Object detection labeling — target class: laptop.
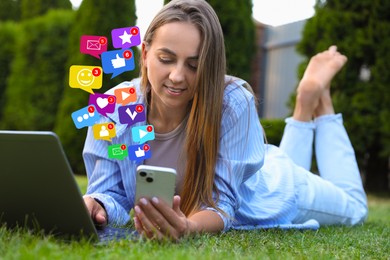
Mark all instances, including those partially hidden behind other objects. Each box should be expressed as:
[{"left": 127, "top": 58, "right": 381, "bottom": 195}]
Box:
[{"left": 0, "top": 130, "right": 137, "bottom": 243}]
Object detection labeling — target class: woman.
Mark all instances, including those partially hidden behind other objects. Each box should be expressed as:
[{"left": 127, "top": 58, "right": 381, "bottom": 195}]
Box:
[{"left": 83, "top": 0, "right": 367, "bottom": 241}]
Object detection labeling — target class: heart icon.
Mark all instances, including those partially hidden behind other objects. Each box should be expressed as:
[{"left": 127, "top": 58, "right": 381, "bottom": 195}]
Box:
[{"left": 97, "top": 97, "right": 108, "bottom": 109}]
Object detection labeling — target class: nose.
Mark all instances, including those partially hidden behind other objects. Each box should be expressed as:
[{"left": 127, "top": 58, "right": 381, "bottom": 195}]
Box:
[{"left": 169, "top": 65, "right": 185, "bottom": 84}]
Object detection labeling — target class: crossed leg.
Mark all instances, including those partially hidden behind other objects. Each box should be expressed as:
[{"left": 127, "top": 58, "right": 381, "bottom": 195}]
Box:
[{"left": 280, "top": 46, "right": 367, "bottom": 225}]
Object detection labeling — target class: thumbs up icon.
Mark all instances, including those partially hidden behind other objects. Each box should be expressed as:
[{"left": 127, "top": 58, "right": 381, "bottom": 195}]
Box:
[
  {"left": 111, "top": 53, "right": 126, "bottom": 69},
  {"left": 135, "top": 147, "right": 145, "bottom": 158}
]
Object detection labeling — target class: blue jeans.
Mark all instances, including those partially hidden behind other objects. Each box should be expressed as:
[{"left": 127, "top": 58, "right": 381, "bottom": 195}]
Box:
[{"left": 280, "top": 114, "right": 368, "bottom": 225}]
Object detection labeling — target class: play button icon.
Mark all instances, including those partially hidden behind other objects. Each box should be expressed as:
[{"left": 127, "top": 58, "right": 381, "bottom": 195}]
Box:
[{"left": 131, "top": 124, "right": 155, "bottom": 144}]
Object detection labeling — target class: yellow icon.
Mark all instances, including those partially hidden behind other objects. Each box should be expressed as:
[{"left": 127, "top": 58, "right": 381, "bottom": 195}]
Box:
[
  {"left": 92, "top": 123, "right": 116, "bottom": 141},
  {"left": 69, "top": 65, "right": 103, "bottom": 94}
]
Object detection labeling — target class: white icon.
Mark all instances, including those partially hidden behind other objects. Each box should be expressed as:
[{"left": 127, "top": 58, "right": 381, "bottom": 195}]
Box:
[
  {"left": 112, "top": 147, "right": 123, "bottom": 155},
  {"left": 77, "top": 69, "right": 94, "bottom": 86},
  {"left": 121, "top": 90, "right": 130, "bottom": 100},
  {"left": 125, "top": 107, "right": 137, "bottom": 120},
  {"left": 139, "top": 129, "right": 147, "bottom": 139},
  {"left": 119, "top": 30, "right": 132, "bottom": 44},
  {"left": 135, "top": 147, "right": 145, "bottom": 157},
  {"left": 100, "top": 126, "right": 109, "bottom": 137},
  {"left": 87, "top": 40, "right": 101, "bottom": 50},
  {"left": 96, "top": 97, "right": 108, "bottom": 108},
  {"left": 111, "top": 54, "right": 126, "bottom": 69},
  {"left": 77, "top": 111, "right": 94, "bottom": 122}
]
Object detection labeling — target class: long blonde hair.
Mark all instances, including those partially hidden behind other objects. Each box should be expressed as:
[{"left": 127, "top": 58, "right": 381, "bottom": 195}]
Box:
[{"left": 140, "top": 0, "right": 226, "bottom": 216}]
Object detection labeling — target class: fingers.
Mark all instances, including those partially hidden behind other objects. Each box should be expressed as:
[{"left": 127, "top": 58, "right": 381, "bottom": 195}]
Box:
[
  {"left": 83, "top": 196, "right": 108, "bottom": 227},
  {"left": 328, "top": 45, "right": 337, "bottom": 53},
  {"left": 135, "top": 198, "right": 176, "bottom": 240},
  {"left": 134, "top": 196, "right": 188, "bottom": 241}
]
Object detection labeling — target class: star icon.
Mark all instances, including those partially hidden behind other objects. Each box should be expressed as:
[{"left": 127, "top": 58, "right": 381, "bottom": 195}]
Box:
[{"left": 119, "top": 30, "right": 132, "bottom": 45}]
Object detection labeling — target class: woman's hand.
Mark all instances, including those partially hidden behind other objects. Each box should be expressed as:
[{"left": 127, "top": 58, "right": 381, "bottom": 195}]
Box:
[
  {"left": 83, "top": 196, "right": 108, "bottom": 228},
  {"left": 133, "top": 195, "right": 194, "bottom": 242}
]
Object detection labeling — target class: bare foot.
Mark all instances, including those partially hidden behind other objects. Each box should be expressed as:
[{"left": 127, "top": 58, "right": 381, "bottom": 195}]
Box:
[{"left": 293, "top": 46, "right": 347, "bottom": 121}]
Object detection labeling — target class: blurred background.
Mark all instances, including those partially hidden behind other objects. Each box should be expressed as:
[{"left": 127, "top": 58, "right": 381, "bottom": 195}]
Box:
[{"left": 0, "top": 0, "right": 388, "bottom": 192}]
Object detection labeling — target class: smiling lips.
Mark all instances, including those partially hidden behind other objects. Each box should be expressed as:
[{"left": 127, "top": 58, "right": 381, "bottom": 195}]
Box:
[{"left": 165, "top": 85, "right": 186, "bottom": 95}]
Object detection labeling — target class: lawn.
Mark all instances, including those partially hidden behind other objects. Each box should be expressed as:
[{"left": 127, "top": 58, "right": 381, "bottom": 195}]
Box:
[{"left": 1, "top": 176, "right": 389, "bottom": 259}]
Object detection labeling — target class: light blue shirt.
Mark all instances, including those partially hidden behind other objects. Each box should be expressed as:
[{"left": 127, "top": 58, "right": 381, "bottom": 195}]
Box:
[{"left": 83, "top": 77, "right": 319, "bottom": 231}]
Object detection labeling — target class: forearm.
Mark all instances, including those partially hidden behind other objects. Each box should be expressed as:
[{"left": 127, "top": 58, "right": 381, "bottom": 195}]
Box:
[{"left": 187, "top": 210, "right": 224, "bottom": 234}]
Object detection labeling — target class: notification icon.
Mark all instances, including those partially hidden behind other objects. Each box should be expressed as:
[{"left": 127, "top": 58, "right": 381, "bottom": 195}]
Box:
[
  {"left": 114, "top": 86, "right": 137, "bottom": 106},
  {"left": 132, "top": 125, "right": 155, "bottom": 144},
  {"left": 111, "top": 26, "right": 141, "bottom": 49},
  {"left": 88, "top": 93, "right": 116, "bottom": 117},
  {"left": 92, "top": 122, "right": 116, "bottom": 141},
  {"left": 69, "top": 65, "right": 103, "bottom": 94},
  {"left": 101, "top": 49, "right": 135, "bottom": 79},
  {"left": 118, "top": 104, "right": 146, "bottom": 127},
  {"left": 80, "top": 35, "right": 108, "bottom": 59},
  {"left": 71, "top": 105, "right": 100, "bottom": 129},
  {"left": 128, "top": 144, "right": 152, "bottom": 161},
  {"left": 108, "top": 144, "right": 128, "bottom": 160}
]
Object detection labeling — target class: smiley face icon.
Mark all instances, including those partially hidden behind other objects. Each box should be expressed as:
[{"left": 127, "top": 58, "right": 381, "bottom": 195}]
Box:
[
  {"left": 69, "top": 65, "right": 103, "bottom": 94},
  {"left": 77, "top": 68, "right": 95, "bottom": 86}
]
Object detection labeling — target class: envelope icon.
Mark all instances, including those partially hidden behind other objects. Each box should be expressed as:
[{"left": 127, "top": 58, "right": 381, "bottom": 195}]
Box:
[{"left": 87, "top": 40, "right": 101, "bottom": 50}]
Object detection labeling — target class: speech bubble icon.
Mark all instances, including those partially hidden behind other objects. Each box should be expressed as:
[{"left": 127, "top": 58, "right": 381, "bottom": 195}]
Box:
[
  {"left": 111, "top": 26, "right": 141, "bottom": 49},
  {"left": 114, "top": 86, "right": 137, "bottom": 106},
  {"left": 128, "top": 144, "right": 152, "bottom": 161},
  {"left": 92, "top": 122, "right": 116, "bottom": 141},
  {"left": 71, "top": 105, "right": 100, "bottom": 129},
  {"left": 69, "top": 65, "right": 103, "bottom": 94},
  {"left": 88, "top": 93, "right": 116, "bottom": 117},
  {"left": 101, "top": 49, "right": 135, "bottom": 79},
  {"left": 108, "top": 144, "right": 128, "bottom": 160},
  {"left": 132, "top": 125, "right": 155, "bottom": 144},
  {"left": 80, "top": 35, "right": 108, "bottom": 59},
  {"left": 118, "top": 104, "right": 146, "bottom": 127}
]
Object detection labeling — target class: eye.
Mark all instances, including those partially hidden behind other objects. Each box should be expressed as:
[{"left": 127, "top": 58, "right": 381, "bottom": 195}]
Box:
[
  {"left": 187, "top": 61, "right": 198, "bottom": 71},
  {"left": 158, "top": 56, "right": 173, "bottom": 64}
]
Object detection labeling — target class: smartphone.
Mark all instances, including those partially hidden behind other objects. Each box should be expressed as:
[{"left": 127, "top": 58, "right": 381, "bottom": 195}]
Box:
[{"left": 135, "top": 165, "right": 177, "bottom": 207}]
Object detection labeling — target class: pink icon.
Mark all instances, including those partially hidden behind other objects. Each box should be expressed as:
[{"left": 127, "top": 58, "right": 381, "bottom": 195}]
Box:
[{"left": 80, "top": 35, "right": 108, "bottom": 59}]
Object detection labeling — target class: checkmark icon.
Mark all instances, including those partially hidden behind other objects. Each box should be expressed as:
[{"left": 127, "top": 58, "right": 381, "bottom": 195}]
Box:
[
  {"left": 126, "top": 107, "right": 137, "bottom": 120},
  {"left": 118, "top": 104, "right": 146, "bottom": 127}
]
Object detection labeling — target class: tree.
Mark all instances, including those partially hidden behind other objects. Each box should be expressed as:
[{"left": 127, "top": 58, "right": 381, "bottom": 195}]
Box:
[
  {"left": 0, "top": 10, "right": 74, "bottom": 131},
  {"left": 20, "top": 0, "right": 71, "bottom": 20},
  {"left": 296, "top": 0, "right": 390, "bottom": 191},
  {"left": 0, "top": 22, "right": 19, "bottom": 121},
  {"left": 164, "top": 0, "right": 255, "bottom": 82},
  {"left": 0, "top": 0, "right": 20, "bottom": 21},
  {"left": 54, "top": 0, "right": 139, "bottom": 174}
]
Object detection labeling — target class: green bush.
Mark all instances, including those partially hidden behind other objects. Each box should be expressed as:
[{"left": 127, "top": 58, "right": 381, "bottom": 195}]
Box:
[
  {"left": 1, "top": 10, "right": 74, "bottom": 130},
  {"left": 0, "top": 22, "right": 19, "bottom": 122},
  {"left": 296, "top": 0, "right": 390, "bottom": 191},
  {"left": 260, "top": 118, "right": 285, "bottom": 146}
]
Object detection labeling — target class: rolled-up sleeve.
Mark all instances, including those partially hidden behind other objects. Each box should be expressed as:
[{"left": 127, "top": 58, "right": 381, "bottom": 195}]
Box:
[
  {"left": 205, "top": 85, "right": 265, "bottom": 231},
  {"left": 83, "top": 123, "right": 132, "bottom": 226}
]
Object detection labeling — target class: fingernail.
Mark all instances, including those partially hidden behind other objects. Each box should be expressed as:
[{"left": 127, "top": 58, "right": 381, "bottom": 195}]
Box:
[
  {"left": 140, "top": 198, "right": 148, "bottom": 205},
  {"left": 134, "top": 205, "right": 141, "bottom": 214},
  {"left": 152, "top": 197, "right": 159, "bottom": 204}
]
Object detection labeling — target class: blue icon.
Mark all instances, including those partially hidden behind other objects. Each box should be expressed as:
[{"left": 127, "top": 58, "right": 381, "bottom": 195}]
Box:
[
  {"left": 128, "top": 144, "right": 152, "bottom": 161},
  {"left": 101, "top": 49, "right": 135, "bottom": 79},
  {"left": 132, "top": 125, "right": 155, "bottom": 144},
  {"left": 71, "top": 105, "right": 100, "bottom": 129}
]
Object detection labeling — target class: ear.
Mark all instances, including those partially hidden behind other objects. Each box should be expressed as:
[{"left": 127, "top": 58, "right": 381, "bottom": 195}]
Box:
[{"left": 141, "top": 42, "right": 149, "bottom": 67}]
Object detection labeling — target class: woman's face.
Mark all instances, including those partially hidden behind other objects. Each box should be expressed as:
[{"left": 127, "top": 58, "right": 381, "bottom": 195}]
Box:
[{"left": 142, "top": 22, "right": 200, "bottom": 111}]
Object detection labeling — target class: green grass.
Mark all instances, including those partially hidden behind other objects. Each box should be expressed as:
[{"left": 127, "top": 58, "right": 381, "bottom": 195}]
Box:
[{"left": 1, "top": 176, "right": 389, "bottom": 260}]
